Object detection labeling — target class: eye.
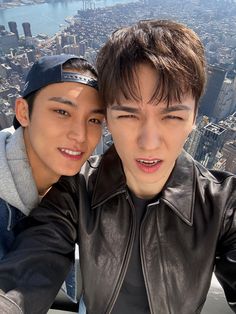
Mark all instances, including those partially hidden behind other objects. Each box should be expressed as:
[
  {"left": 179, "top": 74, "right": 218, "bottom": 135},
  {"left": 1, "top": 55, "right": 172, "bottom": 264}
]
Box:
[
  {"left": 54, "top": 109, "right": 69, "bottom": 116},
  {"left": 89, "top": 118, "right": 102, "bottom": 125},
  {"left": 164, "top": 115, "right": 184, "bottom": 121},
  {"left": 118, "top": 114, "right": 138, "bottom": 119}
]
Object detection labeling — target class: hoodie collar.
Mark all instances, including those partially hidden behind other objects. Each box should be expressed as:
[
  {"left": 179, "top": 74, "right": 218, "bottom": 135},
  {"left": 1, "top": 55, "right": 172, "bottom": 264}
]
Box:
[
  {"left": 91, "top": 146, "right": 195, "bottom": 226},
  {"left": 0, "top": 127, "right": 38, "bottom": 215}
]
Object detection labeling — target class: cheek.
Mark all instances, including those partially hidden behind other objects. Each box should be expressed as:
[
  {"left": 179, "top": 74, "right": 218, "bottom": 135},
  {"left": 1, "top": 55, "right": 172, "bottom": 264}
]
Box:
[{"left": 88, "top": 128, "right": 102, "bottom": 146}]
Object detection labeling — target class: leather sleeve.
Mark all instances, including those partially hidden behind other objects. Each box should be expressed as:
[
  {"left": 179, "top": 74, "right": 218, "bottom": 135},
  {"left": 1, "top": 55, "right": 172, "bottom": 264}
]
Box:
[
  {"left": 215, "top": 196, "right": 236, "bottom": 313},
  {"left": 0, "top": 175, "right": 81, "bottom": 314}
]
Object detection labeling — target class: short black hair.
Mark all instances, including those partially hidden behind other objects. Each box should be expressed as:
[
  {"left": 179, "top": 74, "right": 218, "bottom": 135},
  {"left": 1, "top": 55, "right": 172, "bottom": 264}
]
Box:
[{"left": 96, "top": 19, "right": 207, "bottom": 113}]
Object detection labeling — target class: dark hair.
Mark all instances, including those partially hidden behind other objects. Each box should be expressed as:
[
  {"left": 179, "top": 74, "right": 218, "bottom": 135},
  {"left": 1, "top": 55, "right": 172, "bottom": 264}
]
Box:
[
  {"left": 24, "top": 57, "right": 97, "bottom": 118},
  {"left": 96, "top": 19, "right": 207, "bottom": 113},
  {"left": 62, "top": 57, "right": 97, "bottom": 78}
]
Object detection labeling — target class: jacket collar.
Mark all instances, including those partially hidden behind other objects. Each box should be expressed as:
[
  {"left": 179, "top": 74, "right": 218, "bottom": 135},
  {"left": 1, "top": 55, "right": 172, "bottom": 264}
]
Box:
[
  {"left": 91, "top": 145, "right": 196, "bottom": 226},
  {"left": 91, "top": 145, "right": 127, "bottom": 207},
  {"left": 161, "top": 150, "right": 196, "bottom": 226}
]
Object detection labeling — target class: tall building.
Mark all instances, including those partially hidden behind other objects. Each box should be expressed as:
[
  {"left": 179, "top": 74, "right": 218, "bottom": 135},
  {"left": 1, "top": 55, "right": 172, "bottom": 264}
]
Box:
[
  {"left": 0, "top": 31, "right": 18, "bottom": 54},
  {"left": 220, "top": 141, "right": 236, "bottom": 174},
  {"left": 22, "top": 22, "right": 32, "bottom": 37},
  {"left": 25, "top": 49, "right": 36, "bottom": 63},
  {"left": 199, "top": 66, "right": 226, "bottom": 119},
  {"left": 62, "top": 44, "right": 80, "bottom": 55},
  {"left": 212, "top": 73, "right": 236, "bottom": 121},
  {"left": 219, "top": 112, "right": 236, "bottom": 141},
  {"left": 8, "top": 21, "right": 19, "bottom": 40},
  {"left": 195, "top": 123, "right": 227, "bottom": 168},
  {"left": 79, "top": 41, "right": 86, "bottom": 56},
  {"left": 0, "top": 63, "right": 12, "bottom": 78},
  {"left": 184, "top": 116, "right": 209, "bottom": 158}
]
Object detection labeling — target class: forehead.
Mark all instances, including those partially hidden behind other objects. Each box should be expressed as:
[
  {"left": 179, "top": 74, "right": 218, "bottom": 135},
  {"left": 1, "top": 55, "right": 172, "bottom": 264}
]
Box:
[
  {"left": 32, "top": 82, "right": 103, "bottom": 112},
  {"left": 109, "top": 94, "right": 196, "bottom": 112},
  {"left": 107, "top": 62, "right": 196, "bottom": 110}
]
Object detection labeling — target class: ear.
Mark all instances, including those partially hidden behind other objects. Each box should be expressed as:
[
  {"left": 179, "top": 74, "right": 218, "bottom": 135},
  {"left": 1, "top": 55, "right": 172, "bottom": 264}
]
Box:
[{"left": 15, "top": 98, "right": 30, "bottom": 127}]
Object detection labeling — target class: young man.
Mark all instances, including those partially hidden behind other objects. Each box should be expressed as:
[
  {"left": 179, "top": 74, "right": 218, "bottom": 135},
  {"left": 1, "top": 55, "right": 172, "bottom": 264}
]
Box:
[
  {"left": 0, "top": 20, "right": 235, "bottom": 314},
  {"left": 0, "top": 54, "right": 104, "bottom": 308}
]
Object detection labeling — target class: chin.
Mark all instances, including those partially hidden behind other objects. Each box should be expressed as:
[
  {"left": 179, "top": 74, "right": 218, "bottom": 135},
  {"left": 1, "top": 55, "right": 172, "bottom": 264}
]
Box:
[
  {"left": 58, "top": 167, "right": 81, "bottom": 177},
  {"left": 65, "top": 170, "right": 81, "bottom": 176}
]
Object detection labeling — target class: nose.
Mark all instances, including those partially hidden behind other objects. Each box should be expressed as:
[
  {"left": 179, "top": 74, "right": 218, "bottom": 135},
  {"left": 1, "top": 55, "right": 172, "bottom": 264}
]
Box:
[
  {"left": 67, "top": 120, "right": 87, "bottom": 144},
  {"left": 138, "top": 118, "right": 162, "bottom": 151}
]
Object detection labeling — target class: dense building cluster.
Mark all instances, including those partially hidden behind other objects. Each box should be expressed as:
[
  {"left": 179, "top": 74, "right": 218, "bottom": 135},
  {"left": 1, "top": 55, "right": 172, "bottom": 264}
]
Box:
[{"left": 0, "top": 0, "right": 236, "bottom": 171}]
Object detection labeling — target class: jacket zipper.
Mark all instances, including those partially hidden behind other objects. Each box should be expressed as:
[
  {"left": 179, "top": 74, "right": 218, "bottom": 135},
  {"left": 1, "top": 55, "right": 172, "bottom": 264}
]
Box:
[
  {"left": 105, "top": 191, "right": 137, "bottom": 314},
  {"left": 140, "top": 200, "right": 160, "bottom": 314}
]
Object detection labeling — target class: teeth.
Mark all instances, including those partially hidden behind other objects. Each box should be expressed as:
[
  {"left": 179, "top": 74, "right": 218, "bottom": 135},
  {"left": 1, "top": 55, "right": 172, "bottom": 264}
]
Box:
[
  {"left": 138, "top": 159, "right": 160, "bottom": 164},
  {"left": 61, "top": 149, "right": 82, "bottom": 156}
]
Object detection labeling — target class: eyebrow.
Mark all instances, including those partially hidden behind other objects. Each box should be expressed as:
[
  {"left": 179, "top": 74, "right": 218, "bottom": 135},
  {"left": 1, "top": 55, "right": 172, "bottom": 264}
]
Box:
[
  {"left": 110, "top": 104, "right": 139, "bottom": 113},
  {"left": 110, "top": 103, "right": 192, "bottom": 114},
  {"left": 49, "top": 97, "right": 105, "bottom": 114},
  {"left": 160, "top": 104, "right": 192, "bottom": 114}
]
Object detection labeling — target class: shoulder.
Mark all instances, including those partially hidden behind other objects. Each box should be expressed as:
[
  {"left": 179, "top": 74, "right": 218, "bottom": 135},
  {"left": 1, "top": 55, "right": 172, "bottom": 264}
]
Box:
[
  {"left": 0, "top": 126, "right": 15, "bottom": 143},
  {"left": 194, "top": 158, "right": 236, "bottom": 187},
  {"left": 191, "top": 158, "right": 236, "bottom": 211},
  {"left": 0, "top": 128, "right": 13, "bottom": 148},
  {"left": 180, "top": 150, "right": 235, "bottom": 185},
  {"left": 177, "top": 151, "right": 236, "bottom": 201},
  {"left": 0, "top": 126, "right": 15, "bottom": 134}
]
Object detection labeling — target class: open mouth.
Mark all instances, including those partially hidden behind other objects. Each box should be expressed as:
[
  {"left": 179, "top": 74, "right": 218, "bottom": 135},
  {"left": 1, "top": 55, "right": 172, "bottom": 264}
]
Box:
[
  {"left": 137, "top": 159, "right": 161, "bottom": 166},
  {"left": 136, "top": 158, "right": 162, "bottom": 173}
]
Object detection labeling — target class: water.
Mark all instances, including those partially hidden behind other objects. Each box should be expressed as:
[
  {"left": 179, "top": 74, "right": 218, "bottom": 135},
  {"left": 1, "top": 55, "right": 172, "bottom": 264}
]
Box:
[{"left": 0, "top": 0, "right": 132, "bottom": 36}]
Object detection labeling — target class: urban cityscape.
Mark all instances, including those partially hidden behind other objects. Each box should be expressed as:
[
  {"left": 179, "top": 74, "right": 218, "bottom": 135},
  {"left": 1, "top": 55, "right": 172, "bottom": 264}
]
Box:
[{"left": 0, "top": 0, "right": 236, "bottom": 173}]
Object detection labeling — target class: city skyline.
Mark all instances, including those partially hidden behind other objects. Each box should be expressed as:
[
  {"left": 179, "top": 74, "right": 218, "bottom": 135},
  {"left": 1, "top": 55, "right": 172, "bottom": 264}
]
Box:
[{"left": 0, "top": 0, "right": 236, "bottom": 173}]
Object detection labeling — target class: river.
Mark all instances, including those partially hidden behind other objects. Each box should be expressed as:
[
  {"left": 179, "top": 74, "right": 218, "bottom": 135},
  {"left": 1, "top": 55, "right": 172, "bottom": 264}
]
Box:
[{"left": 0, "top": 0, "right": 132, "bottom": 36}]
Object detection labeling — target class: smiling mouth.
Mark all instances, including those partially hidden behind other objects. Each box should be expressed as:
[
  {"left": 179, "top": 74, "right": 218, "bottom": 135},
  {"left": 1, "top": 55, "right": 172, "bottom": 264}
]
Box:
[
  {"left": 58, "top": 148, "right": 84, "bottom": 160},
  {"left": 60, "top": 148, "right": 82, "bottom": 156}
]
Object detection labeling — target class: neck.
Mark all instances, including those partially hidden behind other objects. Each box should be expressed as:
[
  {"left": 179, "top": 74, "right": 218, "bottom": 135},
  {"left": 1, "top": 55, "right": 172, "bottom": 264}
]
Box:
[
  {"left": 125, "top": 162, "right": 175, "bottom": 200},
  {"left": 32, "top": 169, "right": 57, "bottom": 196},
  {"left": 127, "top": 183, "right": 161, "bottom": 199}
]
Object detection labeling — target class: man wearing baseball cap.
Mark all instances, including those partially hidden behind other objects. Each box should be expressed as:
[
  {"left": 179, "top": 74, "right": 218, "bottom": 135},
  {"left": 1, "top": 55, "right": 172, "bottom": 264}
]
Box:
[{"left": 0, "top": 54, "right": 104, "bottom": 311}]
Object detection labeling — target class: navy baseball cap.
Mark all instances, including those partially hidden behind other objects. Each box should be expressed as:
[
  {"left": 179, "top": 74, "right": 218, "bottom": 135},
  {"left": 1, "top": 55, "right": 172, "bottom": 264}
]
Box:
[{"left": 13, "top": 54, "right": 98, "bottom": 129}]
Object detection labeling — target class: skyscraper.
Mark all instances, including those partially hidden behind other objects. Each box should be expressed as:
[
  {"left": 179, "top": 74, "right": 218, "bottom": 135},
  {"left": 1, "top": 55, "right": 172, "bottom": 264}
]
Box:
[
  {"left": 8, "top": 21, "right": 19, "bottom": 40},
  {"left": 199, "top": 65, "right": 226, "bottom": 119},
  {"left": 220, "top": 141, "right": 236, "bottom": 173},
  {"left": 195, "top": 123, "right": 227, "bottom": 168},
  {"left": 22, "top": 22, "right": 32, "bottom": 37}
]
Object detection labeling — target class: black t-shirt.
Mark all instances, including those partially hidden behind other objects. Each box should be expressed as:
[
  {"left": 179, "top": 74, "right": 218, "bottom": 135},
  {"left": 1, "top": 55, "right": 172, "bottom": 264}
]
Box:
[{"left": 111, "top": 191, "right": 157, "bottom": 314}]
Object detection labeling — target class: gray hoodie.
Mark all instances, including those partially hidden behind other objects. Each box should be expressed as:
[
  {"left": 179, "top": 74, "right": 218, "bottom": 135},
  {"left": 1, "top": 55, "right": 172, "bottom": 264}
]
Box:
[{"left": 0, "top": 127, "right": 39, "bottom": 216}]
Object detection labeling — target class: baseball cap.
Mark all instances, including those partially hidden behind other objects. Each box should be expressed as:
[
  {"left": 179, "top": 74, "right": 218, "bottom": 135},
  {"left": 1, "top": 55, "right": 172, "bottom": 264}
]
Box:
[{"left": 13, "top": 54, "right": 98, "bottom": 129}]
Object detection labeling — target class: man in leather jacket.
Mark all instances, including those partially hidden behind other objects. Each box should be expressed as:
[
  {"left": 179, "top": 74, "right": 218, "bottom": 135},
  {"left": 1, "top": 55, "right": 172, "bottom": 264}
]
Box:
[{"left": 0, "top": 19, "right": 235, "bottom": 314}]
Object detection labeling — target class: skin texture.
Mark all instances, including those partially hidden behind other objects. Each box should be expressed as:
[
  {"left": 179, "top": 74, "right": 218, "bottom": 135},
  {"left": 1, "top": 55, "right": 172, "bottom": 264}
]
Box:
[
  {"left": 15, "top": 81, "right": 104, "bottom": 195},
  {"left": 106, "top": 63, "right": 195, "bottom": 199}
]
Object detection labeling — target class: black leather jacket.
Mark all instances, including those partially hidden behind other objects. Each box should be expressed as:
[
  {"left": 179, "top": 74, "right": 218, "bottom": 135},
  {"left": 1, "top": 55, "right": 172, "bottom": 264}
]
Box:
[{"left": 0, "top": 146, "right": 235, "bottom": 314}]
